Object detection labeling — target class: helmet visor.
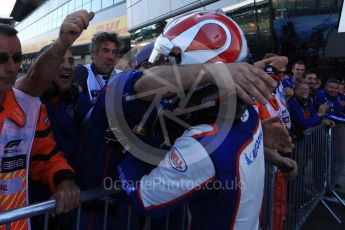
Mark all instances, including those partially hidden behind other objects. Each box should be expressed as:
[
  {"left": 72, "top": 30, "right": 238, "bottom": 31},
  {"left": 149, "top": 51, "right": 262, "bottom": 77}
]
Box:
[{"left": 149, "top": 36, "right": 181, "bottom": 65}]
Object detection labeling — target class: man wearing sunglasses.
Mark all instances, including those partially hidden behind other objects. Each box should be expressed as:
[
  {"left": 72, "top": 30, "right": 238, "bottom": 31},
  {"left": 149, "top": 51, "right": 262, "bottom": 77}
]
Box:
[{"left": 0, "top": 10, "right": 94, "bottom": 228}]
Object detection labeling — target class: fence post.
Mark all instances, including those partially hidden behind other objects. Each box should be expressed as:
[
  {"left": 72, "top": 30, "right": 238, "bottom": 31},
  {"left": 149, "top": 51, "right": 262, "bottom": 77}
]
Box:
[{"left": 320, "top": 127, "right": 342, "bottom": 224}]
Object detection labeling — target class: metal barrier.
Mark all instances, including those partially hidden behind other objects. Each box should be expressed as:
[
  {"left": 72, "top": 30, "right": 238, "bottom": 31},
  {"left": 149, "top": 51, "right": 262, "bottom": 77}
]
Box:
[
  {"left": 0, "top": 187, "right": 188, "bottom": 230},
  {"left": 284, "top": 125, "right": 328, "bottom": 229},
  {"left": 329, "top": 125, "right": 345, "bottom": 188},
  {"left": 1, "top": 125, "right": 345, "bottom": 230},
  {"left": 262, "top": 124, "right": 345, "bottom": 230},
  {"left": 0, "top": 188, "right": 118, "bottom": 230},
  {"left": 321, "top": 125, "right": 345, "bottom": 223}
]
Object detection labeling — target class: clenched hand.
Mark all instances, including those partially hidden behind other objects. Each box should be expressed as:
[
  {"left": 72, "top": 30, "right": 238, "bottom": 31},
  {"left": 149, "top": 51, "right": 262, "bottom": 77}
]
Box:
[
  {"left": 54, "top": 10, "right": 95, "bottom": 54},
  {"left": 51, "top": 179, "right": 80, "bottom": 215}
]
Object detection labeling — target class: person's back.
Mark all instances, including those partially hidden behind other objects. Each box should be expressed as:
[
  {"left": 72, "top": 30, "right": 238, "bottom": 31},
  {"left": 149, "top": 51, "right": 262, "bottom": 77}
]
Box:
[
  {"left": 115, "top": 11, "right": 268, "bottom": 229},
  {"left": 180, "top": 106, "right": 264, "bottom": 229},
  {"left": 117, "top": 104, "right": 264, "bottom": 229}
]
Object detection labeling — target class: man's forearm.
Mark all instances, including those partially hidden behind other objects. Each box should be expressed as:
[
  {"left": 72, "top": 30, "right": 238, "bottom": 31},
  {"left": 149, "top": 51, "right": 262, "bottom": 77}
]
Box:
[
  {"left": 134, "top": 62, "right": 275, "bottom": 105},
  {"left": 15, "top": 40, "right": 67, "bottom": 96},
  {"left": 15, "top": 10, "right": 94, "bottom": 97},
  {"left": 134, "top": 64, "right": 218, "bottom": 100}
]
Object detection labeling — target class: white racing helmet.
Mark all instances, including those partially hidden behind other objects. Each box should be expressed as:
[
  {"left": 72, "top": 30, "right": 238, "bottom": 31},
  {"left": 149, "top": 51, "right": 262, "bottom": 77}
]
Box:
[{"left": 149, "top": 11, "right": 248, "bottom": 65}]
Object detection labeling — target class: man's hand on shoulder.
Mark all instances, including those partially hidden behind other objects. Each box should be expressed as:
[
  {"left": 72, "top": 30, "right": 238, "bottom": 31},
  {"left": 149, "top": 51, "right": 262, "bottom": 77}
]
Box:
[{"left": 223, "top": 62, "right": 277, "bottom": 105}]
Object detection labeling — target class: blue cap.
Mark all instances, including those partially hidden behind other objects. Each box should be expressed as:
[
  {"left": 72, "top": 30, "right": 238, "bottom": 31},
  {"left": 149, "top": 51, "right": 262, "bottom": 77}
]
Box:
[{"left": 134, "top": 43, "right": 154, "bottom": 68}]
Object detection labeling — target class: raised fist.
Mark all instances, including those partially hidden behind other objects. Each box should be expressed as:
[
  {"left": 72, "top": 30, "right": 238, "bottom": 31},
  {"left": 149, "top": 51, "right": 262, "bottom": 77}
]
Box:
[{"left": 60, "top": 10, "right": 94, "bottom": 47}]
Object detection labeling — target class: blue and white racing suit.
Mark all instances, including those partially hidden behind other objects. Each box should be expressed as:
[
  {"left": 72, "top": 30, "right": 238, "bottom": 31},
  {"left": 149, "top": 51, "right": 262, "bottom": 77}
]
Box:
[{"left": 114, "top": 70, "right": 266, "bottom": 230}]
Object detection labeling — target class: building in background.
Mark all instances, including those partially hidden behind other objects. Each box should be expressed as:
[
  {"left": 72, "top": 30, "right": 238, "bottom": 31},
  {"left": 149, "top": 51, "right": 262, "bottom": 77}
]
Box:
[
  {"left": 128, "top": 0, "right": 343, "bottom": 63},
  {"left": 13, "top": 0, "right": 345, "bottom": 78},
  {"left": 0, "top": 17, "right": 15, "bottom": 26},
  {"left": 13, "top": 0, "right": 127, "bottom": 73}
]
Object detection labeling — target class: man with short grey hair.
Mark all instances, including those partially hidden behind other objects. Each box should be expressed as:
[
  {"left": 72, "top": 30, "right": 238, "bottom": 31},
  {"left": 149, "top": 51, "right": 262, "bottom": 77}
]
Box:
[{"left": 73, "top": 32, "right": 121, "bottom": 103}]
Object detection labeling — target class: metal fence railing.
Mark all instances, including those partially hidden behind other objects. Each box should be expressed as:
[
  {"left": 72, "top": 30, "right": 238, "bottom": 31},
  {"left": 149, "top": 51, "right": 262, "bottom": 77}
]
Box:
[
  {"left": 329, "top": 125, "right": 345, "bottom": 188},
  {"left": 323, "top": 125, "right": 345, "bottom": 221},
  {"left": 0, "top": 188, "right": 118, "bottom": 230},
  {"left": 284, "top": 125, "right": 328, "bottom": 229},
  {"left": 0, "top": 187, "right": 189, "bottom": 230},
  {"left": 261, "top": 124, "right": 345, "bottom": 230},
  {"left": 1, "top": 125, "right": 345, "bottom": 230}
]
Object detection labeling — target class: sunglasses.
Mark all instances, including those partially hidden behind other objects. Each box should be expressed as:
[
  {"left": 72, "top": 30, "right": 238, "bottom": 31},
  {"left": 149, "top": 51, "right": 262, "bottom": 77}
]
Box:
[{"left": 0, "top": 53, "right": 23, "bottom": 64}]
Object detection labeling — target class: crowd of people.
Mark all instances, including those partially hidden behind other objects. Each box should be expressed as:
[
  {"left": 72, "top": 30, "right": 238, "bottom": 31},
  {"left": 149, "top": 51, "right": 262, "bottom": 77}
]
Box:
[
  {"left": 0, "top": 8, "right": 344, "bottom": 230},
  {"left": 282, "top": 61, "right": 345, "bottom": 132}
]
